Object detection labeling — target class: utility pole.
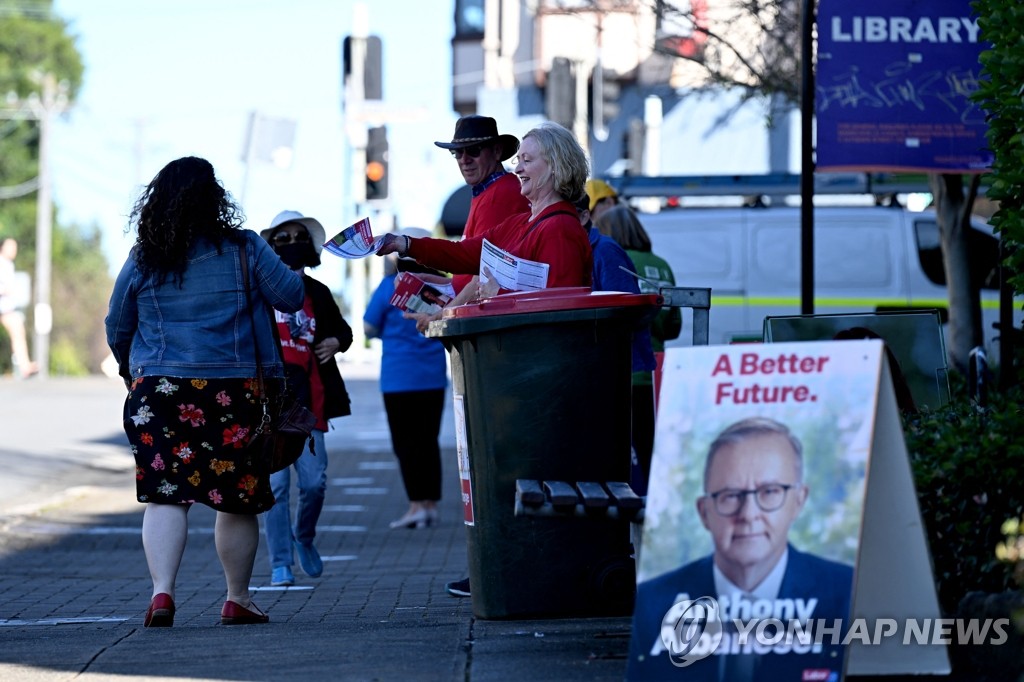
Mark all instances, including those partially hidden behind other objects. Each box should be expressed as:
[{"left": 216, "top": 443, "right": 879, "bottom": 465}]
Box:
[
  {"left": 32, "top": 73, "right": 56, "bottom": 379},
  {"left": 0, "top": 73, "right": 67, "bottom": 379}
]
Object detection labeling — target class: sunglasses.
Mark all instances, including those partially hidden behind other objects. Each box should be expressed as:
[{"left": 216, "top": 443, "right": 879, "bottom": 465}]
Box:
[
  {"left": 450, "top": 144, "right": 485, "bottom": 160},
  {"left": 271, "top": 231, "right": 311, "bottom": 246}
]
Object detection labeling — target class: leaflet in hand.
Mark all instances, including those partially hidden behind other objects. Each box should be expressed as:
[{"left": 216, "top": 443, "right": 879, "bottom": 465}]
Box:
[
  {"left": 479, "top": 238, "right": 549, "bottom": 292},
  {"left": 323, "top": 217, "right": 385, "bottom": 258},
  {"left": 390, "top": 272, "right": 456, "bottom": 315}
]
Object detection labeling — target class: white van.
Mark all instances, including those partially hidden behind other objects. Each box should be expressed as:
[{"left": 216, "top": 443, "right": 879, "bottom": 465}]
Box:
[{"left": 638, "top": 205, "right": 1018, "bottom": 356}]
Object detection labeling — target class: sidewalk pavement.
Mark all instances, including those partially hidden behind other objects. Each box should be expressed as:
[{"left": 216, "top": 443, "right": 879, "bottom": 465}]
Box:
[{"left": 0, "top": 367, "right": 633, "bottom": 682}]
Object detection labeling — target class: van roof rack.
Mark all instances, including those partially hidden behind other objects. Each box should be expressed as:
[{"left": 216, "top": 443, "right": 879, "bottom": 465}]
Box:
[{"left": 603, "top": 173, "right": 985, "bottom": 199}]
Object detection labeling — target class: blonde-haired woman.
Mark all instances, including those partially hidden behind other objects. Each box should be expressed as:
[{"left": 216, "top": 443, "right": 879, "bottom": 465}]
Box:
[{"left": 376, "top": 121, "right": 592, "bottom": 295}]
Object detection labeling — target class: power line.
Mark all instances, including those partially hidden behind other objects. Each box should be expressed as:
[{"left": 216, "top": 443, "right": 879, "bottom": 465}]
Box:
[
  {"left": 0, "top": 6, "right": 53, "bottom": 19},
  {"left": 0, "top": 176, "right": 39, "bottom": 199}
]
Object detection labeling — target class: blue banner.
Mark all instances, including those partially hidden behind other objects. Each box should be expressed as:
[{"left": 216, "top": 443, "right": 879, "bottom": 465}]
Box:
[{"left": 816, "top": 0, "right": 992, "bottom": 173}]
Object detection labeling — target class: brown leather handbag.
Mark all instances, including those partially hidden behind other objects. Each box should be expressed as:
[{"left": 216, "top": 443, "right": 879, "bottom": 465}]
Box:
[{"left": 239, "top": 245, "right": 316, "bottom": 474}]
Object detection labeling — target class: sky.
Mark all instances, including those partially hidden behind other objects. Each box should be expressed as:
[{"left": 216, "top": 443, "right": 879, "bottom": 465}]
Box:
[{"left": 49, "top": 0, "right": 467, "bottom": 281}]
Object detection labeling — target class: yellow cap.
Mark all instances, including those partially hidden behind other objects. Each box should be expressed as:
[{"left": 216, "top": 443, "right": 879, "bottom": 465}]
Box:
[{"left": 585, "top": 179, "right": 618, "bottom": 212}]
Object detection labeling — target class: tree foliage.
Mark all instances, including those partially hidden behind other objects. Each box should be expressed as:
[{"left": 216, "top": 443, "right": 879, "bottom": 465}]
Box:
[
  {"left": 0, "top": 1, "right": 112, "bottom": 375},
  {"left": 972, "top": 0, "right": 1024, "bottom": 300},
  {"left": 632, "top": 0, "right": 990, "bottom": 373},
  {"left": 0, "top": 0, "right": 83, "bottom": 96},
  {"left": 654, "top": 0, "right": 802, "bottom": 104}
]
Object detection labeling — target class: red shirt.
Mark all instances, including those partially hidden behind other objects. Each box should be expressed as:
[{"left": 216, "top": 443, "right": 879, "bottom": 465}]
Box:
[
  {"left": 409, "top": 201, "right": 593, "bottom": 289},
  {"left": 275, "top": 295, "right": 328, "bottom": 430},
  {"left": 452, "top": 172, "right": 531, "bottom": 294}
]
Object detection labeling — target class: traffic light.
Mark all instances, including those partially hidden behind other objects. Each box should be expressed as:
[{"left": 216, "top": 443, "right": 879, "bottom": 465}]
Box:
[
  {"left": 366, "top": 125, "right": 389, "bottom": 201},
  {"left": 342, "top": 35, "right": 383, "bottom": 102}
]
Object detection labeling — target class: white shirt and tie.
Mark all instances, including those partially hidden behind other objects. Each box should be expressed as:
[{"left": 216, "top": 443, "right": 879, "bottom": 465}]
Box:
[{"left": 712, "top": 549, "right": 790, "bottom": 681}]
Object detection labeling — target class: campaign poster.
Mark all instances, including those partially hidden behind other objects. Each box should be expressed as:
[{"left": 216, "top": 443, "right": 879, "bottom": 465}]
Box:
[
  {"left": 763, "top": 310, "right": 950, "bottom": 411},
  {"left": 816, "top": 0, "right": 992, "bottom": 172},
  {"left": 627, "top": 341, "right": 881, "bottom": 681},
  {"left": 452, "top": 394, "right": 474, "bottom": 526}
]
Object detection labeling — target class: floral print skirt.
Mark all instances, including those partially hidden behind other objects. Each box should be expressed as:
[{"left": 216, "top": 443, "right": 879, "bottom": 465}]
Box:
[{"left": 123, "top": 375, "right": 275, "bottom": 515}]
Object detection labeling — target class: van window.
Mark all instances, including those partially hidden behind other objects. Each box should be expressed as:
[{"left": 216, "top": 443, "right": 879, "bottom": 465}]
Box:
[
  {"left": 753, "top": 227, "right": 892, "bottom": 288},
  {"left": 913, "top": 219, "right": 1001, "bottom": 291},
  {"left": 678, "top": 229, "right": 734, "bottom": 278},
  {"left": 643, "top": 216, "right": 743, "bottom": 292}
]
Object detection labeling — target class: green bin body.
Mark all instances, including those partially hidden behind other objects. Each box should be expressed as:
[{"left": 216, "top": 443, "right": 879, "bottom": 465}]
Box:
[{"left": 428, "top": 288, "right": 660, "bottom": 619}]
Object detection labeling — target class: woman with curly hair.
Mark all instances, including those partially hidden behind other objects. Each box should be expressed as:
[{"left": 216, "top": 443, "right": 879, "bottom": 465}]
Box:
[{"left": 106, "top": 156, "right": 304, "bottom": 627}]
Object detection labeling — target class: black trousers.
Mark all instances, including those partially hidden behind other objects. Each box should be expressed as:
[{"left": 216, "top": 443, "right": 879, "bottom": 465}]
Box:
[
  {"left": 631, "top": 383, "right": 656, "bottom": 497},
  {"left": 383, "top": 388, "right": 445, "bottom": 502}
]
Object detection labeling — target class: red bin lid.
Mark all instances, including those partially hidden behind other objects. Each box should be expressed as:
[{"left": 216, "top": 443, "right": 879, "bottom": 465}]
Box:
[{"left": 442, "top": 287, "right": 662, "bottom": 319}]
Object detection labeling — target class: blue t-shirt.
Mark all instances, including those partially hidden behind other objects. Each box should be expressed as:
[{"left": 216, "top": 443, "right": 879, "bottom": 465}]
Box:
[
  {"left": 589, "top": 226, "right": 656, "bottom": 373},
  {"left": 364, "top": 273, "right": 449, "bottom": 394}
]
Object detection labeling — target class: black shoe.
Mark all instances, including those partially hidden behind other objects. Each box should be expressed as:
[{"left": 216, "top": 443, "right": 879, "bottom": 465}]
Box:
[{"left": 445, "top": 577, "right": 471, "bottom": 598}]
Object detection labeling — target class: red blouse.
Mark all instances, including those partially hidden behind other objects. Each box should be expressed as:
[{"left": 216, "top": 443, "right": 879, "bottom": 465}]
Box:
[
  {"left": 408, "top": 201, "right": 592, "bottom": 289},
  {"left": 452, "top": 172, "right": 531, "bottom": 294}
]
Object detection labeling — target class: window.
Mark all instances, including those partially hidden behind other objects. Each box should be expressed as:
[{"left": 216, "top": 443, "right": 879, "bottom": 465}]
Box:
[{"left": 914, "top": 219, "right": 1001, "bottom": 290}]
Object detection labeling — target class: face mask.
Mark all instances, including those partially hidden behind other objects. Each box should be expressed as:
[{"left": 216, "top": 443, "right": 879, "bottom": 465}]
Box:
[{"left": 275, "top": 243, "right": 310, "bottom": 269}]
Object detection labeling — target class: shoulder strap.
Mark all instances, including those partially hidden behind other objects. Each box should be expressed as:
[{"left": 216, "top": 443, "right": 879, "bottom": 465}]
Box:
[
  {"left": 517, "top": 209, "right": 577, "bottom": 246},
  {"left": 239, "top": 243, "right": 259, "bottom": 371},
  {"left": 239, "top": 245, "right": 271, "bottom": 430}
]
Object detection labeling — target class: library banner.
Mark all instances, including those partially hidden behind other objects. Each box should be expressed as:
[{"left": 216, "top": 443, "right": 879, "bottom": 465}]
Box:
[{"left": 816, "top": 0, "right": 993, "bottom": 173}]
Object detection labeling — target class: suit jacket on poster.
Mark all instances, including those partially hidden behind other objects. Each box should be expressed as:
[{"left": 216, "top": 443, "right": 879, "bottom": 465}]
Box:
[{"left": 628, "top": 544, "right": 853, "bottom": 681}]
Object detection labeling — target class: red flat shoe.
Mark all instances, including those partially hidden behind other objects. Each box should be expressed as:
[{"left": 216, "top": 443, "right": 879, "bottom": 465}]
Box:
[
  {"left": 220, "top": 600, "right": 269, "bottom": 625},
  {"left": 144, "top": 593, "right": 174, "bottom": 627}
]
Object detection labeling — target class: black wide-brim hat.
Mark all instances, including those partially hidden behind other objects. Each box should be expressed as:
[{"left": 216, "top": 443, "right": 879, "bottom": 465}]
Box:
[{"left": 434, "top": 115, "right": 519, "bottom": 162}]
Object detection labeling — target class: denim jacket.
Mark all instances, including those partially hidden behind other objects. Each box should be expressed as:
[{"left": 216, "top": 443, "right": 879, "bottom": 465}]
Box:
[{"left": 105, "top": 230, "right": 304, "bottom": 382}]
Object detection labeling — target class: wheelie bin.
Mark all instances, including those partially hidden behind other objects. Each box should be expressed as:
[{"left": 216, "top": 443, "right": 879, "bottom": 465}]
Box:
[{"left": 427, "top": 287, "right": 661, "bottom": 619}]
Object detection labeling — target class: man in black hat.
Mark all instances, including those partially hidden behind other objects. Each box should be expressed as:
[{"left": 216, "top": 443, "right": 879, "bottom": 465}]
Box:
[
  {"left": 434, "top": 115, "right": 530, "bottom": 297},
  {"left": 429, "top": 116, "right": 531, "bottom": 600}
]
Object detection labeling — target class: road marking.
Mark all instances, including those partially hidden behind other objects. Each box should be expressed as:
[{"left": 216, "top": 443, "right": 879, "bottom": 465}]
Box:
[
  {"left": 330, "top": 477, "right": 375, "bottom": 485},
  {"left": 12, "top": 525, "right": 220, "bottom": 536},
  {"left": 317, "top": 525, "right": 368, "bottom": 532},
  {"left": 0, "top": 617, "right": 130, "bottom": 626},
  {"left": 322, "top": 504, "right": 367, "bottom": 512},
  {"left": 351, "top": 431, "right": 392, "bottom": 440},
  {"left": 340, "top": 487, "right": 388, "bottom": 495},
  {"left": 358, "top": 461, "right": 397, "bottom": 470}
]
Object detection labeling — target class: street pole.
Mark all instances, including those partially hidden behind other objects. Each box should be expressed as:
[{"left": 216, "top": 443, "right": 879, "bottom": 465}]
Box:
[
  {"left": 573, "top": 59, "right": 589, "bottom": 157},
  {"left": 32, "top": 74, "right": 58, "bottom": 379},
  {"left": 345, "top": 3, "right": 370, "bottom": 356},
  {"left": 799, "top": 0, "right": 815, "bottom": 315},
  {"left": 643, "top": 96, "right": 662, "bottom": 176}
]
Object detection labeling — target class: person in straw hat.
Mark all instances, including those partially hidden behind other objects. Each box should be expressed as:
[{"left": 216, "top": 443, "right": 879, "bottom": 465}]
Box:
[{"left": 260, "top": 210, "right": 354, "bottom": 588}]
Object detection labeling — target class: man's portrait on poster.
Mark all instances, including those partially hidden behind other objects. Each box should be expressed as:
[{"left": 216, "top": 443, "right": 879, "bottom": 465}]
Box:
[{"left": 630, "top": 416, "right": 856, "bottom": 681}]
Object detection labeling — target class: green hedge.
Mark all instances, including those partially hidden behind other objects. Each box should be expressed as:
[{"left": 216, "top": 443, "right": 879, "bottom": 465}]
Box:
[
  {"left": 972, "top": 0, "right": 1024, "bottom": 297},
  {"left": 905, "top": 386, "right": 1024, "bottom": 614}
]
